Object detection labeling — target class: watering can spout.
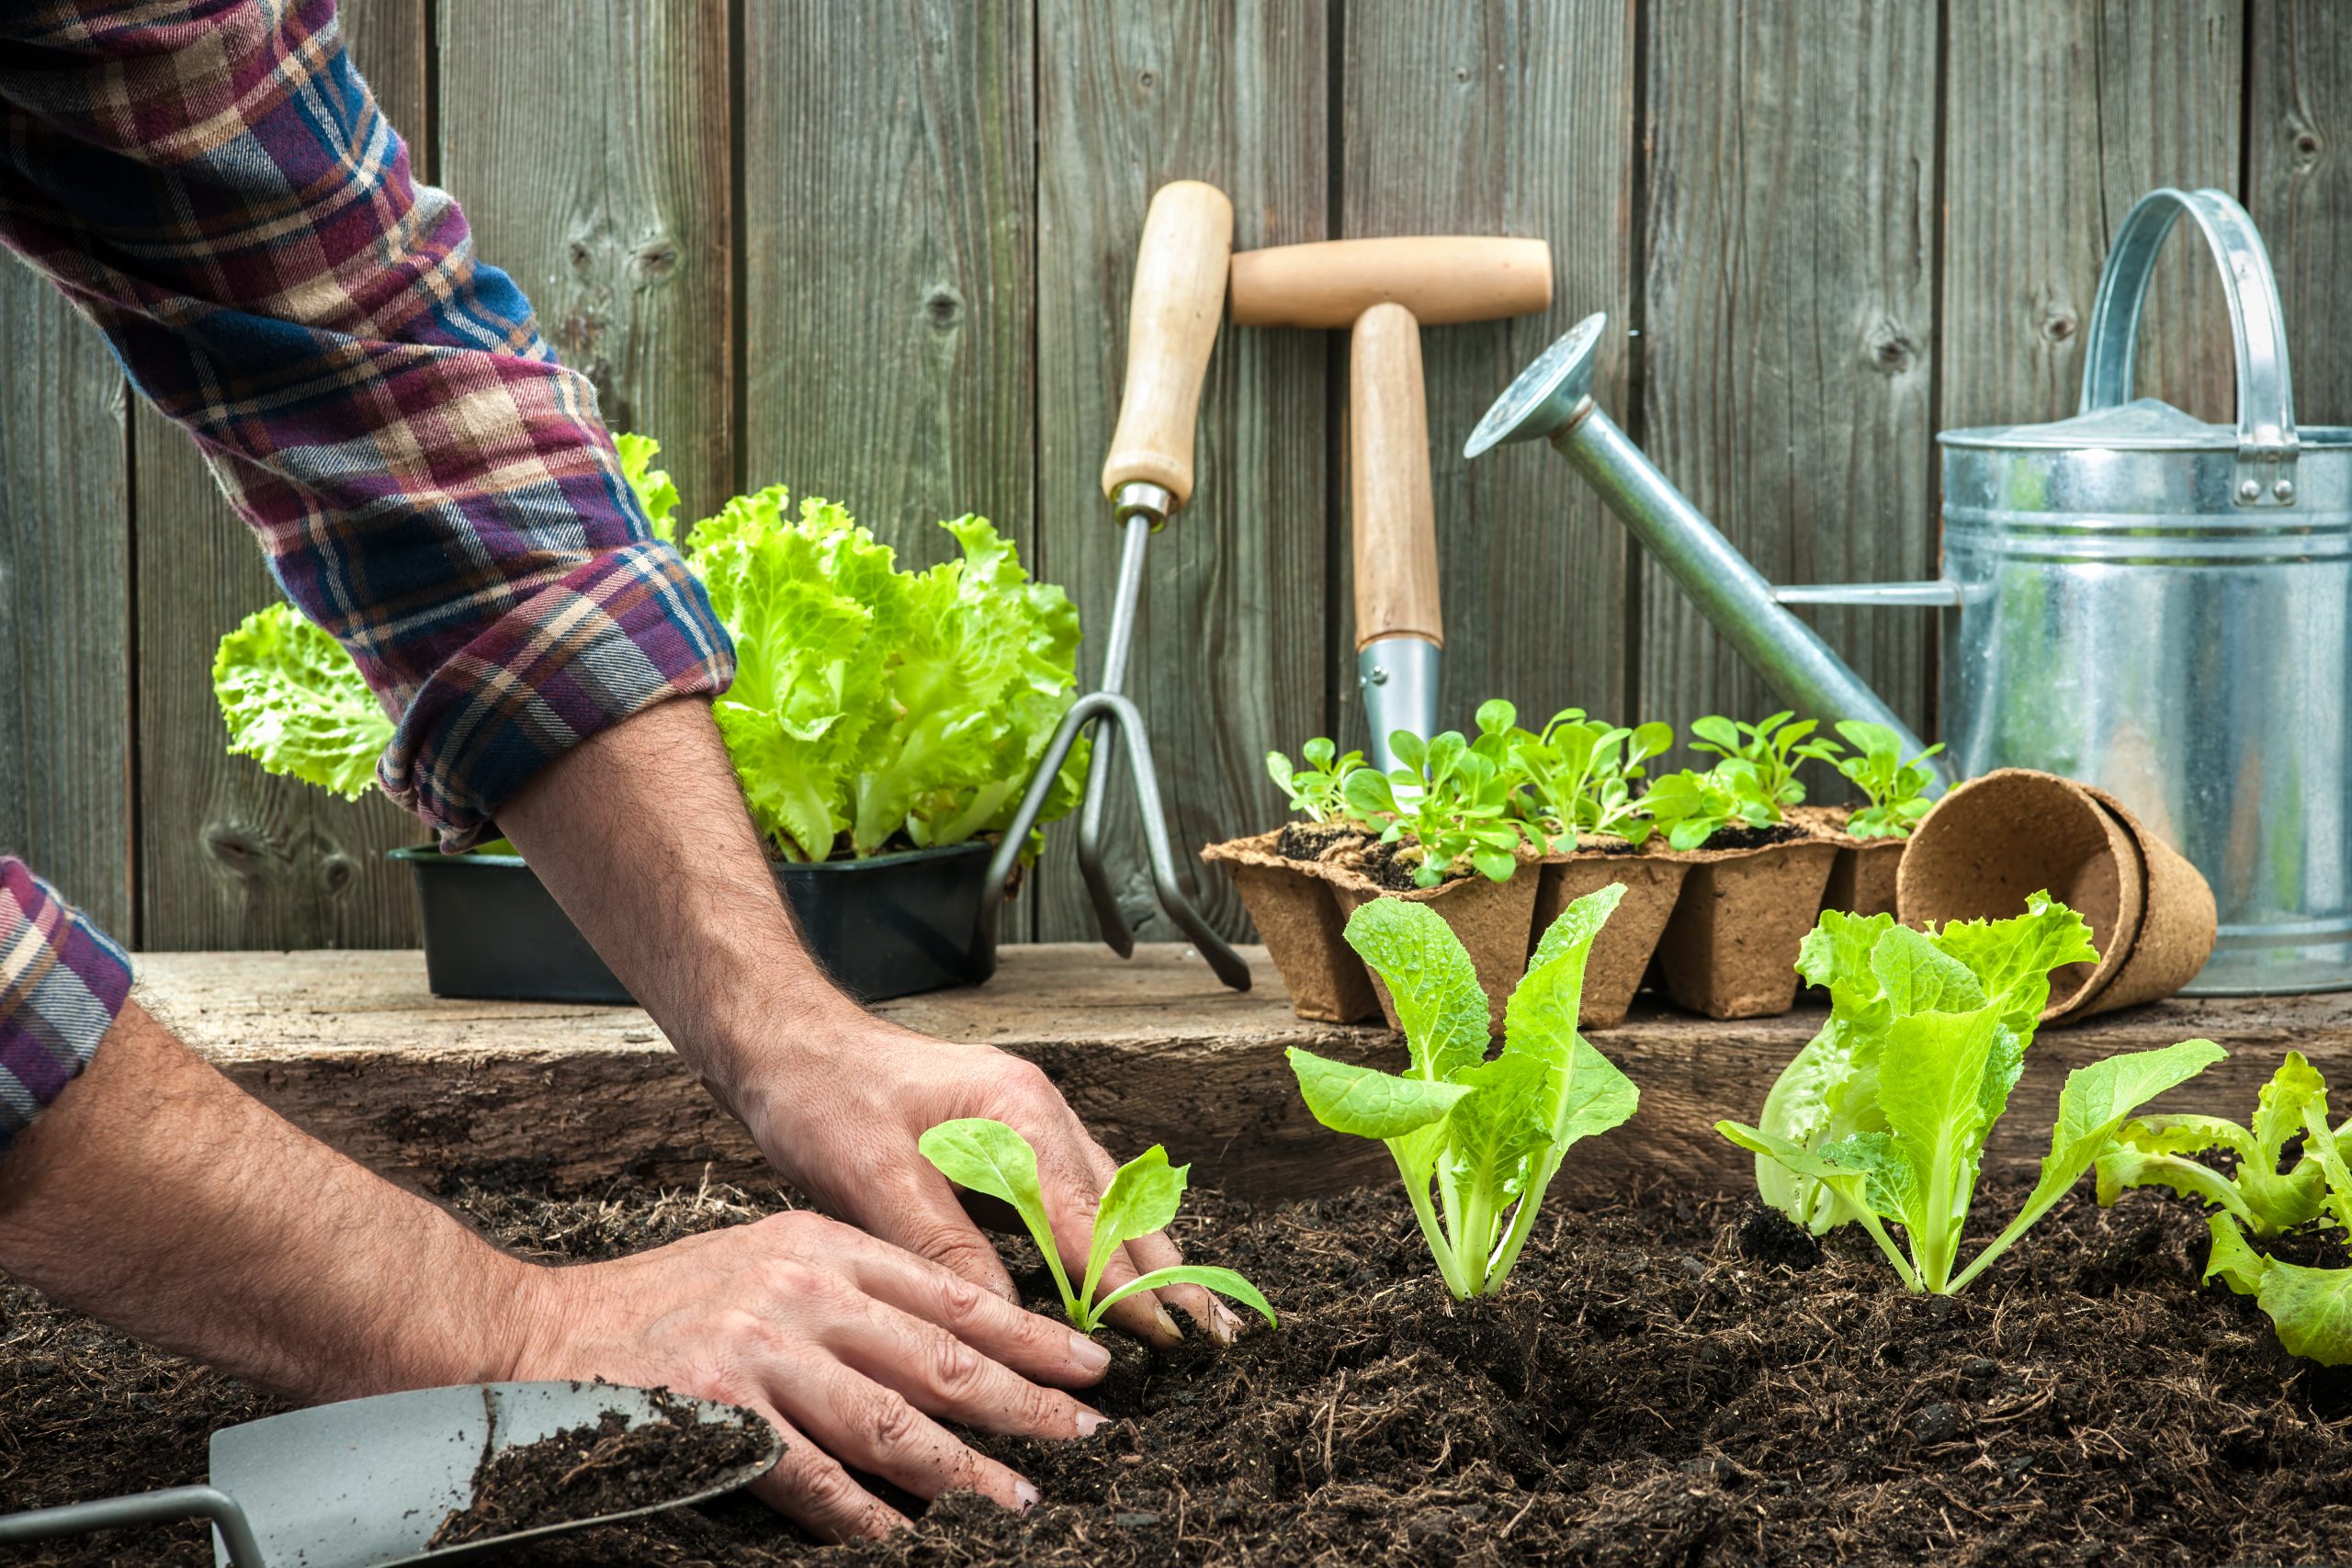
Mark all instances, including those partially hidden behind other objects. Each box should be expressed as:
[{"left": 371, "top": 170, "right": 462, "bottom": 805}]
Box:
[{"left": 1467, "top": 311, "right": 1952, "bottom": 787}]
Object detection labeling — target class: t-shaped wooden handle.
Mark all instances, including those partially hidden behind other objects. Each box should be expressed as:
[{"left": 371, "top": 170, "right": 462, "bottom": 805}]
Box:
[
  {"left": 1100, "top": 181, "right": 1235, "bottom": 511},
  {"left": 1351, "top": 303, "right": 1442, "bottom": 650},
  {"left": 1230, "top": 236, "right": 1551, "bottom": 328}
]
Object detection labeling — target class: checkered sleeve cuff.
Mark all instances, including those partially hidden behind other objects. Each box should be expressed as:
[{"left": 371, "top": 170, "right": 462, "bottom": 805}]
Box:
[
  {"left": 0, "top": 859, "right": 132, "bottom": 1156},
  {"left": 378, "top": 538, "right": 737, "bottom": 848}
]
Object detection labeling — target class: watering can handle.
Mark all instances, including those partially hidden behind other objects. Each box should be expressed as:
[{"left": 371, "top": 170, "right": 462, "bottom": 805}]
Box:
[{"left": 2078, "top": 186, "right": 2299, "bottom": 507}]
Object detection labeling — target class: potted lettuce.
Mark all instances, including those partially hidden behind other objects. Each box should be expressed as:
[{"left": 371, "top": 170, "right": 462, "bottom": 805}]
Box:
[{"left": 212, "top": 435, "right": 1087, "bottom": 1003}]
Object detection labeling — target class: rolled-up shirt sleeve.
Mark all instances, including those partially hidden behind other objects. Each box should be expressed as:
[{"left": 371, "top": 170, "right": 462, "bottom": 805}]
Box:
[
  {"left": 0, "top": 860, "right": 132, "bottom": 1156},
  {"left": 0, "top": 1, "right": 733, "bottom": 846}
]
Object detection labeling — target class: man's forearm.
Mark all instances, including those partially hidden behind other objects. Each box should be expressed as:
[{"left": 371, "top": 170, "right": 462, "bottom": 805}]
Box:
[
  {"left": 0, "top": 1001, "right": 536, "bottom": 1403},
  {"left": 494, "top": 694, "right": 850, "bottom": 1132}
]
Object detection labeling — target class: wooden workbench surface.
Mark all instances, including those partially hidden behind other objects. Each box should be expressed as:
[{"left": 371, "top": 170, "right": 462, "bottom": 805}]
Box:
[{"left": 138, "top": 945, "right": 2352, "bottom": 1201}]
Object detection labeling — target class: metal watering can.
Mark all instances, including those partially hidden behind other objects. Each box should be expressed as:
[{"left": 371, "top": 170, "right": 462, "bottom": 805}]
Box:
[{"left": 1468, "top": 187, "right": 2351, "bottom": 996}]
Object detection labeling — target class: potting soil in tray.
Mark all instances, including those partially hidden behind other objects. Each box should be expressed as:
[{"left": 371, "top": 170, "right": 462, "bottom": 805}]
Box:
[{"left": 10, "top": 1175, "right": 2352, "bottom": 1565}]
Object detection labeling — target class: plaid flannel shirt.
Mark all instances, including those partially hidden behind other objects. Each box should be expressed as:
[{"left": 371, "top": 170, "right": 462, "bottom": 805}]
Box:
[{"left": 0, "top": 0, "right": 736, "bottom": 1144}]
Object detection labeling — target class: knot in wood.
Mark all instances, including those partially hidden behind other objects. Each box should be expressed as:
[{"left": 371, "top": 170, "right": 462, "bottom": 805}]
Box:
[
  {"left": 1862, "top": 318, "right": 1917, "bottom": 376},
  {"left": 2292, "top": 125, "right": 2324, "bottom": 169},
  {"left": 321, "top": 852, "right": 356, "bottom": 894},
  {"left": 203, "top": 821, "right": 271, "bottom": 876},
  {"left": 924, "top": 287, "right": 964, "bottom": 330},
  {"left": 632, "top": 238, "right": 680, "bottom": 282},
  {"left": 2039, "top": 307, "right": 2077, "bottom": 345}
]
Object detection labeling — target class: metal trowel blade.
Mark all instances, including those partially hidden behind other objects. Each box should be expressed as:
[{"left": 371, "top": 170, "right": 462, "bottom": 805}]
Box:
[{"left": 208, "top": 1380, "right": 779, "bottom": 1568}]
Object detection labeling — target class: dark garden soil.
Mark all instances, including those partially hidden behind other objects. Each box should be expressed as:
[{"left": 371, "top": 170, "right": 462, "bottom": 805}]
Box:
[
  {"left": 1272, "top": 821, "right": 1369, "bottom": 863},
  {"left": 1690, "top": 822, "right": 1807, "bottom": 852},
  {"left": 1358, "top": 838, "right": 1449, "bottom": 891},
  {"left": 429, "top": 1387, "right": 773, "bottom": 1548},
  {"left": 8, "top": 1172, "right": 2352, "bottom": 1566}
]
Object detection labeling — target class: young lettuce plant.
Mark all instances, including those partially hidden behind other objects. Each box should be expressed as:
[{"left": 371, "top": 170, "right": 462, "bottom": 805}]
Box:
[
  {"left": 2096, "top": 1050, "right": 2338, "bottom": 1238},
  {"left": 1266, "top": 737, "right": 1367, "bottom": 824},
  {"left": 1284, "top": 888, "right": 1639, "bottom": 1298},
  {"left": 1720, "top": 898, "right": 2224, "bottom": 1293},
  {"left": 1343, "top": 729, "right": 1529, "bottom": 886},
  {"left": 1833, "top": 720, "right": 1944, "bottom": 840},
  {"left": 1690, "top": 711, "right": 1842, "bottom": 810},
  {"left": 918, "top": 1119, "right": 1275, "bottom": 1334},
  {"left": 2202, "top": 1099, "right": 2352, "bottom": 1365},
  {"left": 1641, "top": 761, "right": 1782, "bottom": 851},
  {"left": 1511, "top": 710, "right": 1673, "bottom": 851}
]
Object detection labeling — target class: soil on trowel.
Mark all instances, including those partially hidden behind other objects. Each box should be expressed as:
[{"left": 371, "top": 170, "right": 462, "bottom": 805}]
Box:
[
  {"left": 13, "top": 1173, "right": 2352, "bottom": 1565},
  {"left": 429, "top": 1387, "right": 773, "bottom": 1548},
  {"left": 1272, "top": 821, "right": 1369, "bottom": 863}
]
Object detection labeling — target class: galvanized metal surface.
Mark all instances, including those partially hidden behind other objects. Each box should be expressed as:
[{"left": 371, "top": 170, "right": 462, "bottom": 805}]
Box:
[
  {"left": 1939, "top": 188, "right": 2352, "bottom": 994},
  {"left": 1357, "top": 635, "right": 1442, "bottom": 772}
]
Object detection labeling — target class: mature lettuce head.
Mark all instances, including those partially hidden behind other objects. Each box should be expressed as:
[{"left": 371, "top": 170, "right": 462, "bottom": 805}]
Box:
[
  {"left": 679, "top": 485, "right": 1086, "bottom": 862},
  {"left": 210, "top": 433, "right": 1086, "bottom": 863},
  {"left": 212, "top": 603, "right": 394, "bottom": 799}
]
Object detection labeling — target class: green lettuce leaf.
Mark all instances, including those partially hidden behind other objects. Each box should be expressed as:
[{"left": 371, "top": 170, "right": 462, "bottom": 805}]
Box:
[{"left": 212, "top": 603, "right": 394, "bottom": 800}]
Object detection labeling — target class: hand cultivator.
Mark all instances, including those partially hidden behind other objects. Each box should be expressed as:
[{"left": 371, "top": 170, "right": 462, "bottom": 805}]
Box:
[{"left": 978, "top": 181, "right": 1253, "bottom": 990}]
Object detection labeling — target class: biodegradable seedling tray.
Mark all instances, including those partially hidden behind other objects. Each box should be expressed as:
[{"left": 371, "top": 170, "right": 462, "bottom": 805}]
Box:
[
  {"left": 1792, "top": 805, "right": 1905, "bottom": 919},
  {"left": 1200, "top": 829, "right": 1379, "bottom": 1023},
  {"left": 1896, "top": 769, "right": 2215, "bottom": 1022},
  {"left": 1531, "top": 844, "right": 1690, "bottom": 1027},
  {"left": 1324, "top": 847, "right": 1541, "bottom": 1035},
  {"left": 1653, "top": 831, "right": 1840, "bottom": 1020}
]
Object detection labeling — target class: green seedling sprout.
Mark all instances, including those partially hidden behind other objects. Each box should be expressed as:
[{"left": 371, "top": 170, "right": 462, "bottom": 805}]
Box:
[
  {"left": 2096, "top": 1050, "right": 2347, "bottom": 1238},
  {"left": 1286, "top": 887, "right": 1640, "bottom": 1298},
  {"left": 1690, "top": 711, "right": 1841, "bottom": 809},
  {"left": 918, "top": 1119, "right": 1274, "bottom": 1334},
  {"left": 1832, "top": 720, "right": 1943, "bottom": 840},
  {"left": 1641, "top": 760, "right": 1783, "bottom": 851},
  {"left": 1510, "top": 709, "right": 1673, "bottom": 852},
  {"left": 1266, "top": 736, "right": 1367, "bottom": 824},
  {"left": 1343, "top": 728, "right": 1531, "bottom": 886}
]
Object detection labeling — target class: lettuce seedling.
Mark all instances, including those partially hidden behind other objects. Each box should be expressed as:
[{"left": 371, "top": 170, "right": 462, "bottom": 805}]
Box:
[
  {"left": 2202, "top": 1101, "right": 2352, "bottom": 1365},
  {"left": 1266, "top": 737, "right": 1368, "bottom": 824},
  {"left": 1511, "top": 709, "right": 1673, "bottom": 851},
  {"left": 1832, "top": 720, "right": 1943, "bottom": 840},
  {"left": 1641, "top": 761, "right": 1782, "bottom": 851},
  {"left": 918, "top": 1118, "right": 1275, "bottom": 1334},
  {"left": 2096, "top": 1050, "right": 2337, "bottom": 1238},
  {"left": 1343, "top": 729, "right": 1531, "bottom": 886},
  {"left": 1690, "top": 711, "right": 1841, "bottom": 809},
  {"left": 1721, "top": 899, "right": 2224, "bottom": 1293},
  {"left": 1285, "top": 888, "right": 1640, "bottom": 1298}
]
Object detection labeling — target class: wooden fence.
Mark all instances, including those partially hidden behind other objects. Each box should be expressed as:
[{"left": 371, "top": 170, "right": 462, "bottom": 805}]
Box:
[{"left": 2, "top": 0, "right": 2346, "bottom": 953}]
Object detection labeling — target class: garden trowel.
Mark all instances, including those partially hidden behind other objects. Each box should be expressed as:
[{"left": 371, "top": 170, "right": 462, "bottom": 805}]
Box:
[{"left": 0, "top": 1380, "right": 779, "bottom": 1568}]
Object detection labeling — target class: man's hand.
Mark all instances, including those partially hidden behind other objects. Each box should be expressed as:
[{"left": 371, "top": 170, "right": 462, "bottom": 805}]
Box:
[
  {"left": 508, "top": 1209, "right": 1107, "bottom": 1540},
  {"left": 499, "top": 698, "right": 1241, "bottom": 1347},
  {"left": 732, "top": 1020, "right": 1245, "bottom": 1348}
]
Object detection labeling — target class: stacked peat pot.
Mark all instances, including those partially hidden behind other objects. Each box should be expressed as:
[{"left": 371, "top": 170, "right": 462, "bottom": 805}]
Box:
[{"left": 1206, "top": 709, "right": 1945, "bottom": 1027}]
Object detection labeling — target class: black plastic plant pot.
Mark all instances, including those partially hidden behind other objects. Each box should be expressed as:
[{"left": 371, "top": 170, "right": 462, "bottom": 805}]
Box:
[{"left": 391, "top": 840, "right": 1001, "bottom": 1006}]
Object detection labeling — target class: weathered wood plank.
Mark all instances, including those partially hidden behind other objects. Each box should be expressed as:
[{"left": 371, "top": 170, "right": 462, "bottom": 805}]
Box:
[
  {"left": 2248, "top": 1, "right": 2352, "bottom": 425},
  {"left": 131, "top": 0, "right": 432, "bottom": 950},
  {"left": 1339, "top": 0, "right": 1634, "bottom": 745},
  {"left": 1033, "top": 2, "right": 1331, "bottom": 943},
  {"left": 741, "top": 1, "right": 1034, "bottom": 564},
  {"left": 137, "top": 943, "right": 2314, "bottom": 1203},
  {"left": 1636, "top": 0, "right": 1939, "bottom": 767},
  {"left": 1939, "top": 1, "right": 2244, "bottom": 435},
  {"left": 0, "top": 272, "right": 131, "bottom": 935},
  {"left": 437, "top": 0, "right": 733, "bottom": 521}
]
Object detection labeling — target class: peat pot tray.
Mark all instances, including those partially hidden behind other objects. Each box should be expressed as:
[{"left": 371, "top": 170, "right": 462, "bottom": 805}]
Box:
[{"left": 137, "top": 945, "right": 2352, "bottom": 1201}]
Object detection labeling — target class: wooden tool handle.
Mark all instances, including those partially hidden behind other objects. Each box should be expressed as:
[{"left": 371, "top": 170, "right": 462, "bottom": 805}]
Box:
[
  {"left": 1231, "top": 236, "right": 1551, "bottom": 329},
  {"left": 1351, "top": 303, "right": 1442, "bottom": 650},
  {"left": 1100, "top": 181, "right": 1234, "bottom": 510}
]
